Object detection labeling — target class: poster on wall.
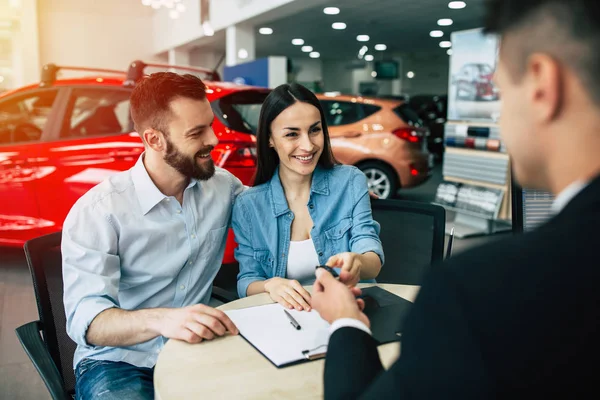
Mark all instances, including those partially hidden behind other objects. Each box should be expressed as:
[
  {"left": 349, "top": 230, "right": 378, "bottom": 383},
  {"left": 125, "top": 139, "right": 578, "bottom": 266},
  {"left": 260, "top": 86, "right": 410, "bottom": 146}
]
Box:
[{"left": 447, "top": 28, "right": 501, "bottom": 123}]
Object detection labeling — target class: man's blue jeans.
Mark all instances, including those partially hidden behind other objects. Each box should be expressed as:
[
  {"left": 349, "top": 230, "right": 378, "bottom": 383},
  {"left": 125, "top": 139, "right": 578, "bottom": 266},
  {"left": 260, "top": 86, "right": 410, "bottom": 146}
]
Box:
[{"left": 75, "top": 358, "right": 154, "bottom": 400}]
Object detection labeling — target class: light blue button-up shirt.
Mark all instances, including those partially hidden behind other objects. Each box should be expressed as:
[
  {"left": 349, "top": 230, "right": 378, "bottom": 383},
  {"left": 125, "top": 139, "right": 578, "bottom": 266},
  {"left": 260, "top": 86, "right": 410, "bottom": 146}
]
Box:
[
  {"left": 233, "top": 165, "right": 384, "bottom": 298},
  {"left": 62, "top": 154, "right": 244, "bottom": 369}
]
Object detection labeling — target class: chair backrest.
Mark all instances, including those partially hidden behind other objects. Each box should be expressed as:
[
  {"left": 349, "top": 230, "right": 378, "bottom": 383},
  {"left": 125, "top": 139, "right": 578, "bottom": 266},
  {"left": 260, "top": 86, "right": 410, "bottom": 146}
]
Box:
[
  {"left": 371, "top": 199, "right": 446, "bottom": 285},
  {"left": 23, "top": 232, "right": 76, "bottom": 395}
]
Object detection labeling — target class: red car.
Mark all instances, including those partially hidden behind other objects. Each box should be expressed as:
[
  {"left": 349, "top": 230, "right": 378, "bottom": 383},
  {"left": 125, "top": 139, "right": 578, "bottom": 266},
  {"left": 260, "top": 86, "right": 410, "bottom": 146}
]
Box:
[{"left": 0, "top": 61, "right": 269, "bottom": 264}]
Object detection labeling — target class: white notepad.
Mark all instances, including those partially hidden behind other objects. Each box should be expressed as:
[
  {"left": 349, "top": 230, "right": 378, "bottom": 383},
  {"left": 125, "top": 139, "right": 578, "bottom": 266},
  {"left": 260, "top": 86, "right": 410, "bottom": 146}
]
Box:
[{"left": 225, "top": 303, "right": 331, "bottom": 368}]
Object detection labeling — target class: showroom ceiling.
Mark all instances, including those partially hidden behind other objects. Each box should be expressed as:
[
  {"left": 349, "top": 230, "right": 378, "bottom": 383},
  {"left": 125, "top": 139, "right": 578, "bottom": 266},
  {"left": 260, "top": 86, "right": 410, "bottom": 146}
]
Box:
[{"left": 253, "top": 0, "right": 488, "bottom": 60}]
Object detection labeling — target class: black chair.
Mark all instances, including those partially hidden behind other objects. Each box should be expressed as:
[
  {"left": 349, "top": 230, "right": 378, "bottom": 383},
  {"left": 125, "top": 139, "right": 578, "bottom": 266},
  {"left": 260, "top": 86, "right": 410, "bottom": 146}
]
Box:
[
  {"left": 371, "top": 199, "right": 446, "bottom": 285},
  {"left": 15, "top": 232, "right": 74, "bottom": 399},
  {"left": 15, "top": 231, "right": 238, "bottom": 399}
]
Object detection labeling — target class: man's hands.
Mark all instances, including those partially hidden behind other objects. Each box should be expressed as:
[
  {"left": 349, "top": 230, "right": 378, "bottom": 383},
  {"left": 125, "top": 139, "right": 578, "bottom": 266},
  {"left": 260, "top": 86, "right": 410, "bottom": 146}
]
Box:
[
  {"left": 311, "top": 268, "right": 370, "bottom": 327},
  {"left": 155, "top": 304, "right": 238, "bottom": 344},
  {"left": 264, "top": 277, "right": 312, "bottom": 311},
  {"left": 326, "top": 252, "right": 363, "bottom": 286}
]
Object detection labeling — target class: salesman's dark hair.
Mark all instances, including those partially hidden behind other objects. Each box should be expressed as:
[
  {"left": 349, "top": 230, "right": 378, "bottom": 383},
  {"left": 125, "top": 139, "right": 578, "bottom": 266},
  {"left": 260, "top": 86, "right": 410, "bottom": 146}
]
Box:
[
  {"left": 253, "top": 83, "right": 337, "bottom": 186},
  {"left": 484, "top": 0, "right": 600, "bottom": 105}
]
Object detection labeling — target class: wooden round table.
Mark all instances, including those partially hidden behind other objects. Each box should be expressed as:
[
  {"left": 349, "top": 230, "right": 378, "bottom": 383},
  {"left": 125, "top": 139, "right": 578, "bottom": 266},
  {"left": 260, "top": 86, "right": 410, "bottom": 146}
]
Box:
[{"left": 154, "top": 283, "right": 419, "bottom": 400}]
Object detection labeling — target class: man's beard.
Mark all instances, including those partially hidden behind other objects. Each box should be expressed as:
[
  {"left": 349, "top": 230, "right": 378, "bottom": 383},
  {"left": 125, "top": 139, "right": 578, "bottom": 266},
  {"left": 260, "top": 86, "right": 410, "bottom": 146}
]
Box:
[{"left": 163, "top": 136, "right": 215, "bottom": 181}]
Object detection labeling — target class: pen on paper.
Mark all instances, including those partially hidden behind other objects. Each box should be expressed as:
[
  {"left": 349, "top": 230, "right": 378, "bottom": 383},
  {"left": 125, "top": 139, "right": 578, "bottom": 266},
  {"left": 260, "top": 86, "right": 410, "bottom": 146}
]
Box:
[{"left": 284, "top": 309, "right": 302, "bottom": 330}]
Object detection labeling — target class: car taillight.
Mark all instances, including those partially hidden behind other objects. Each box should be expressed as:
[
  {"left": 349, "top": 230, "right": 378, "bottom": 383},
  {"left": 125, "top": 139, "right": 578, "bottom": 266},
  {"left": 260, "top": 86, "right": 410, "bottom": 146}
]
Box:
[
  {"left": 392, "top": 127, "right": 422, "bottom": 143},
  {"left": 212, "top": 144, "right": 257, "bottom": 168}
]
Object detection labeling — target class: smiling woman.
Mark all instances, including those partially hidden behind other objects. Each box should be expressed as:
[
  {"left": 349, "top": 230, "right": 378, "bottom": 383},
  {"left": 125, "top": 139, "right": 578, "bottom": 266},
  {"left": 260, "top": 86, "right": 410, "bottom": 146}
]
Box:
[{"left": 231, "top": 83, "right": 384, "bottom": 311}]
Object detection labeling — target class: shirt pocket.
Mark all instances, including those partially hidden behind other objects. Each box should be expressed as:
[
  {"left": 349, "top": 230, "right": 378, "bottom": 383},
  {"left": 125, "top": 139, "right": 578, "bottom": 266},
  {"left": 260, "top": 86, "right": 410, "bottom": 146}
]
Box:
[
  {"left": 253, "top": 249, "right": 275, "bottom": 277},
  {"left": 324, "top": 217, "right": 353, "bottom": 255}
]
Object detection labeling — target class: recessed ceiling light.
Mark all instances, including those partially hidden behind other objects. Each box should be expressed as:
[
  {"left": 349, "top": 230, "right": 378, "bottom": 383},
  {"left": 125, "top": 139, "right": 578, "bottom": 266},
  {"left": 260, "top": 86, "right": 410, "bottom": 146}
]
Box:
[
  {"left": 430, "top": 30, "right": 444, "bottom": 38},
  {"left": 237, "top": 49, "right": 248, "bottom": 59},
  {"left": 447, "top": 49, "right": 453, "bottom": 55},
  {"left": 259, "top": 27, "right": 273, "bottom": 35},
  {"left": 301, "top": 45, "right": 313, "bottom": 52},
  {"left": 371, "top": 71, "right": 377, "bottom": 78},
  {"left": 448, "top": 1, "right": 466, "bottom": 9},
  {"left": 309, "top": 51, "right": 321, "bottom": 58},
  {"left": 437, "top": 18, "right": 453, "bottom": 26},
  {"left": 407, "top": 71, "right": 415, "bottom": 79},
  {"left": 292, "top": 38, "right": 304, "bottom": 45},
  {"left": 439, "top": 41, "right": 452, "bottom": 48},
  {"left": 332, "top": 22, "right": 347, "bottom": 30},
  {"left": 323, "top": 7, "right": 340, "bottom": 15},
  {"left": 374, "top": 44, "right": 387, "bottom": 51},
  {"left": 357, "top": 35, "right": 370, "bottom": 42},
  {"left": 365, "top": 55, "right": 374, "bottom": 62}
]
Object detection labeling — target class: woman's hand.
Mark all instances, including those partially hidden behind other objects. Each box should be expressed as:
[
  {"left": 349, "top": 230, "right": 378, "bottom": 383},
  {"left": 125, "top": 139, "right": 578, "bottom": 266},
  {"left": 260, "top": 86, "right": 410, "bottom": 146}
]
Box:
[
  {"left": 264, "top": 278, "right": 312, "bottom": 311},
  {"left": 326, "top": 252, "right": 363, "bottom": 287}
]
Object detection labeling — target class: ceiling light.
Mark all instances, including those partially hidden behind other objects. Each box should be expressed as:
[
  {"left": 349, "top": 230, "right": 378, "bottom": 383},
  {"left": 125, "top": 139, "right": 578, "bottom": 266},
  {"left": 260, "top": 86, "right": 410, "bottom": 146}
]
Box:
[
  {"left": 371, "top": 71, "right": 377, "bottom": 78},
  {"left": 238, "top": 49, "right": 249, "bottom": 59},
  {"left": 332, "top": 22, "right": 347, "bottom": 30},
  {"left": 259, "top": 27, "right": 273, "bottom": 35},
  {"left": 374, "top": 44, "right": 387, "bottom": 51},
  {"left": 430, "top": 30, "right": 444, "bottom": 38},
  {"left": 407, "top": 71, "right": 415, "bottom": 79},
  {"left": 448, "top": 1, "right": 466, "bottom": 9},
  {"left": 309, "top": 52, "right": 321, "bottom": 58},
  {"left": 292, "top": 38, "right": 304, "bottom": 45},
  {"left": 365, "top": 55, "right": 374, "bottom": 62},
  {"left": 437, "top": 18, "right": 453, "bottom": 26},
  {"left": 301, "top": 45, "right": 313, "bottom": 52},
  {"left": 323, "top": 7, "right": 340, "bottom": 15},
  {"left": 357, "top": 35, "right": 370, "bottom": 42},
  {"left": 447, "top": 49, "right": 453, "bottom": 55},
  {"left": 439, "top": 41, "right": 452, "bottom": 48}
]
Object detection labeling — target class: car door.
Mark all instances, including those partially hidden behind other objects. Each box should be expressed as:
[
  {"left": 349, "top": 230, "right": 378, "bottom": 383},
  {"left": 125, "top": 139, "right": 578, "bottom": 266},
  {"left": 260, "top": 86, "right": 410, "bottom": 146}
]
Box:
[
  {"left": 28, "top": 86, "right": 143, "bottom": 236},
  {"left": 0, "top": 87, "right": 63, "bottom": 245}
]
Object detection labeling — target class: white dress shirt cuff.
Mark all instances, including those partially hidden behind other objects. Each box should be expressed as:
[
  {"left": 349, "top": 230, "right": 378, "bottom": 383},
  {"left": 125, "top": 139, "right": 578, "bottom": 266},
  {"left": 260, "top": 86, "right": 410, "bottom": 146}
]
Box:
[{"left": 330, "top": 318, "right": 372, "bottom": 336}]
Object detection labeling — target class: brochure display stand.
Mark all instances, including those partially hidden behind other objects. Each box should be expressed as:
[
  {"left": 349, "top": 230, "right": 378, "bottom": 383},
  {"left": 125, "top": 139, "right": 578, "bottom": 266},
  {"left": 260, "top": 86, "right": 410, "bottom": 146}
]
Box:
[{"left": 436, "top": 29, "right": 511, "bottom": 238}]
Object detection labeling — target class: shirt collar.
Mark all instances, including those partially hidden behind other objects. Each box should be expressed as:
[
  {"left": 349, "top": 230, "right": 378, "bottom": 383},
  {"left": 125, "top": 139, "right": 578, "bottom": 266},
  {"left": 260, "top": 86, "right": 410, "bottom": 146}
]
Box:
[
  {"left": 131, "top": 153, "right": 198, "bottom": 215},
  {"left": 551, "top": 180, "right": 588, "bottom": 214},
  {"left": 268, "top": 165, "right": 330, "bottom": 217}
]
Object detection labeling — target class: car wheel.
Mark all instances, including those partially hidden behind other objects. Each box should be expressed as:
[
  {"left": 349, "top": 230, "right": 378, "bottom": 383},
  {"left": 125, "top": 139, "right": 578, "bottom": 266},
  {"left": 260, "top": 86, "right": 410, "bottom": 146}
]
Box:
[{"left": 358, "top": 162, "right": 398, "bottom": 200}]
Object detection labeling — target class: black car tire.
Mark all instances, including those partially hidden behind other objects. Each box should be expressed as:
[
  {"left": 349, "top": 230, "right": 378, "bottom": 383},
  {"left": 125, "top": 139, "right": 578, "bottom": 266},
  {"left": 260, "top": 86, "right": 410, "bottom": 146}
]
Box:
[{"left": 357, "top": 162, "right": 399, "bottom": 200}]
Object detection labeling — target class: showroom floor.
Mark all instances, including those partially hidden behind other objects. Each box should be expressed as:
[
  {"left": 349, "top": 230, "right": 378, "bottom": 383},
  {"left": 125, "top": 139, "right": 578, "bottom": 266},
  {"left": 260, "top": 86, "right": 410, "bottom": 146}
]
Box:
[{"left": 0, "top": 164, "right": 511, "bottom": 399}]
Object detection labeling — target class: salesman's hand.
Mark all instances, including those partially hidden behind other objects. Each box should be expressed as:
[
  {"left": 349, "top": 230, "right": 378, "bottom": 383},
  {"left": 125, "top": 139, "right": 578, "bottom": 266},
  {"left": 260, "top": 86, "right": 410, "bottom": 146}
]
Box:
[
  {"left": 158, "top": 304, "right": 238, "bottom": 344},
  {"left": 264, "top": 277, "right": 312, "bottom": 311},
  {"left": 326, "top": 252, "right": 363, "bottom": 286},
  {"left": 312, "top": 268, "right": 370, "bottom": 327}
]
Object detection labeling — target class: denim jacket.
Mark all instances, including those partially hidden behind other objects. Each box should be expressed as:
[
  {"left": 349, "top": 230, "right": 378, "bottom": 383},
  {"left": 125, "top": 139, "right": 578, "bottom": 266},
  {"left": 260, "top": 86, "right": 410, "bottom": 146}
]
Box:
[{"left": 232, "top": 164, "right": 384, "bottom": 298}]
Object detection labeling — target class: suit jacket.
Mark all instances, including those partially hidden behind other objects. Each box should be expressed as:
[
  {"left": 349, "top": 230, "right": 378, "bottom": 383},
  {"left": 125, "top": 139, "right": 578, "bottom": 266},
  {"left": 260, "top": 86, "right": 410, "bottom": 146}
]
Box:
[{"left": 324, "top": 174, "right": 600, "bottom": 399}]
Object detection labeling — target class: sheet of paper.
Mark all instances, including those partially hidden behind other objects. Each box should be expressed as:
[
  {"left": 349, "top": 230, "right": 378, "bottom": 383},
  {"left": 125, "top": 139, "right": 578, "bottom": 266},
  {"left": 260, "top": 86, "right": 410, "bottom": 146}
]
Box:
[{"left": 225, "top": 303, "right": 331, "bottom": 367}]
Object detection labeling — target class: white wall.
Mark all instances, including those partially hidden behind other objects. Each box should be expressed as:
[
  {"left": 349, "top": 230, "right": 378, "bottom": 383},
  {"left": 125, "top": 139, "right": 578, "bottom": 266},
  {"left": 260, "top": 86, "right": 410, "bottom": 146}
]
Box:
[
  {"left": 38, "top": 0, "right": 158, "bottom": 72},
  {"left": 290, "top": 58, "right": 322, "bottom": 83},
  {"left": 153, "top": 0, "right": 296, "bottom": 54},
  {"left": 320, "top": 51, "right": 449, "bottom": 97},
  {"left": 398, "top": 52, "right": 450, "bottom": 96}
]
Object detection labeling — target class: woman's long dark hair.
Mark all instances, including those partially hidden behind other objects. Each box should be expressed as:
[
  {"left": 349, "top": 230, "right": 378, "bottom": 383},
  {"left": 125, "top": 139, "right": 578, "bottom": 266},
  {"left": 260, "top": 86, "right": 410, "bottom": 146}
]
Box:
[{"left": 253, "top": 83, "right": 337, "bottom": 186}]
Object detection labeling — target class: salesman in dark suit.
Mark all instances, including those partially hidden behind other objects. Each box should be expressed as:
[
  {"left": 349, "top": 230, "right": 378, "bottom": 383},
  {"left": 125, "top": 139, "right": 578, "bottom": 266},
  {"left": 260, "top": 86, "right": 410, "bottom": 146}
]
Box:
[{"left": 311, "top": 0, "right": 600, "bottom": 398}]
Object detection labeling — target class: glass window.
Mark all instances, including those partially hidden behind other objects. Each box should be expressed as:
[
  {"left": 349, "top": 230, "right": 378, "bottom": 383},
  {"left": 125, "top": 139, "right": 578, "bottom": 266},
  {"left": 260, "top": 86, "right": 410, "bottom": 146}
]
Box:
[
  {"left": 61, "top": 88, "right": 132, "bottom": 138},
  {"left": 393, "top": 103, "right": 423, "bottom": 127},
  {"left": 0, "top": 89, "right": 58, "bottom": 145},
  {"left": 213, "top": 90, "right": 268, "bottom": 135},
  {"left": 362, "top": 104, "right": 382, "bottom": 119},
  {"left": 320, "top": 100, "right": 364, "bottom": 126}
]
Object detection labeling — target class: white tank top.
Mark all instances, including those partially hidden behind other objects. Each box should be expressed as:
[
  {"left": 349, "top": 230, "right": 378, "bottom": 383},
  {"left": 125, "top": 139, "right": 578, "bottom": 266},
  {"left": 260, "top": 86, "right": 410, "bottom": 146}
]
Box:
[{"left": 286, "top": 238, "right": 320, "bottom": 285}]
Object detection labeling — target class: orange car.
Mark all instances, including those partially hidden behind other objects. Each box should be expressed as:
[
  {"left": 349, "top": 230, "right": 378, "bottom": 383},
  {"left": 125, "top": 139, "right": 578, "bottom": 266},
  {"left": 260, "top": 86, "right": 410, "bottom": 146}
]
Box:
[{"left": 317, "top": 94, "right": 432, "bottom": 199}]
